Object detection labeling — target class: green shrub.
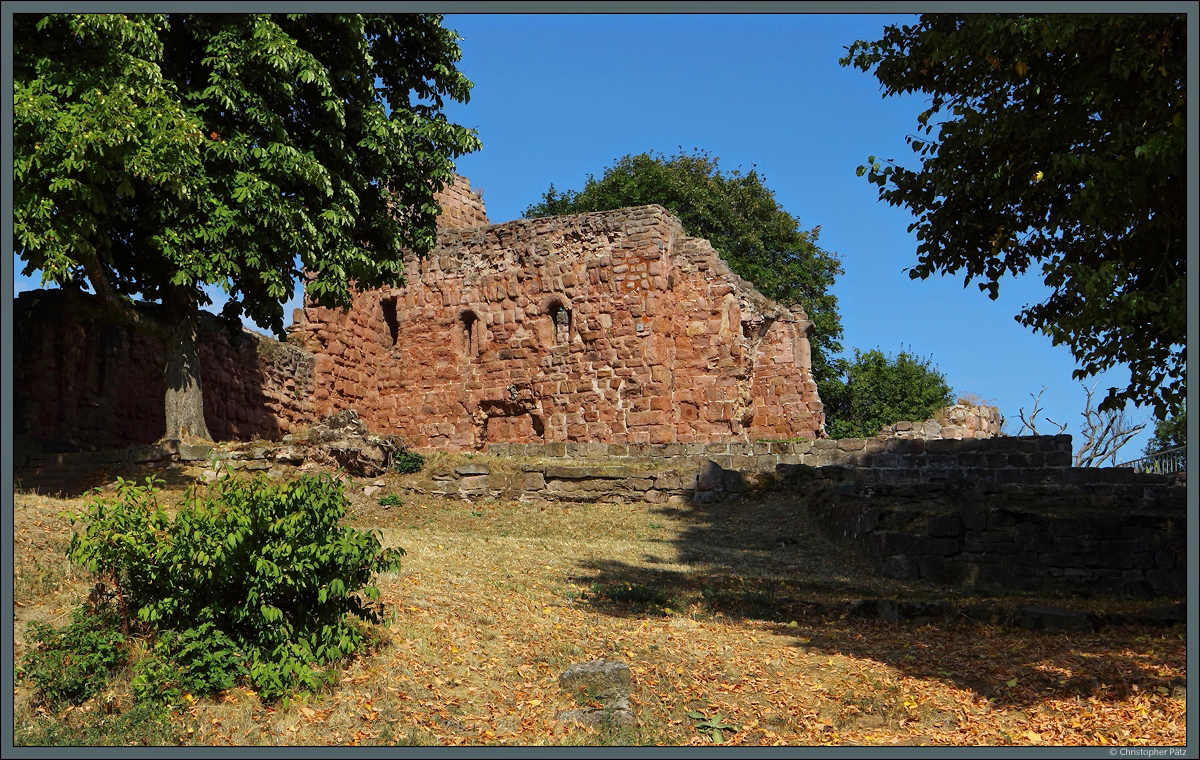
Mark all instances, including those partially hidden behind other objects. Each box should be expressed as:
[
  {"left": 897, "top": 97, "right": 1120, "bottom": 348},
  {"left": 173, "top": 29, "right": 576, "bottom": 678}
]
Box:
[
  {"left": 391, "top": 449, "right": 425, "bottom": 474},
  {"left": 823, "top": 347, "right": 954, "bottom": 439},
  {"left": 63, "top": 474, "right": 405, "bottom": 702},
  {"left": 20, "top": 606, "right": 128, "bottom": 708},
  {"left": 132, "top": 623, "right": 246, "bottom": 707},
  {"left": 378, "top": 494, "right": 404, "bottom": 508}
]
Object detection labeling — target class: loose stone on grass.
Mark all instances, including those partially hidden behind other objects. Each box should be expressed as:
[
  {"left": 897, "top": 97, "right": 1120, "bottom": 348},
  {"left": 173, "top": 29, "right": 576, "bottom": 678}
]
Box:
[{"left": 556, "top": 659, "right": 635, "bottom": 728}]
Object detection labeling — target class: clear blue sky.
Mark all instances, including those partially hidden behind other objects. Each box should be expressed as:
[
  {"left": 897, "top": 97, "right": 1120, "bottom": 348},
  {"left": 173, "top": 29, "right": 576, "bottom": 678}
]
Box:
[
  {"left": 431, "top": 12, "right": 1156, "bottom": 460},
  {"left": 10, "top": 12, "right": 1161, "bottom": 461}
]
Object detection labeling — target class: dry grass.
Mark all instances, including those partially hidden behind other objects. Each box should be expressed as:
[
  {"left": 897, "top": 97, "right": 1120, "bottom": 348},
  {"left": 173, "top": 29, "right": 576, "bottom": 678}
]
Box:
[{"left": 11, "top": 471, "right": 1188, "bottom": 747}]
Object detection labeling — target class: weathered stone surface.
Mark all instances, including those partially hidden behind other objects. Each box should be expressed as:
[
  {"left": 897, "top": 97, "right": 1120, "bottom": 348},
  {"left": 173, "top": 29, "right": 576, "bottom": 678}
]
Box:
[
  {"left": 302, "top": 187, "right": 824, "bottom": 451},
  {"left": 555, "top": 706, "right": 636, "bottom": 729},
  {"left": 304, "top": 409, "right": 402, "bottom": 477},
  {"left": 879, "top": 555, "right": 919, "bottom": 581},
  {"left": 458, "top": 474, "right": 490, "bottom": 491},
  {"left": 455, "top": 463, "right": 491, "bottom": 476},
  {"left": 544, "top": 464, "right": 649, "bottom": 480},
  {"left": 558, "top": 659, "right": 632, "bottom": 704},
  {"left": 696, "top": 460, "right": 725, "bottom": 491},
  {"left": 272, "top": 446, "right": 306, "bottom": 465},
  {"left": 178, "top": 443, "right": 214, "bottom": 462}
]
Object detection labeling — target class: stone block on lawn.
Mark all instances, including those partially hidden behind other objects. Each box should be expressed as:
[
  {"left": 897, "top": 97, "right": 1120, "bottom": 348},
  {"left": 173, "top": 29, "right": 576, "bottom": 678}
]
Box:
[
  {"left": 556, "top": 659, "right": 635, "bottom": 728},
  {"left": 696, "top": 460, "right": 725, "bottom": 491},
  {"left": 558, "top": 659, "right": 631, "bottom": 704}
]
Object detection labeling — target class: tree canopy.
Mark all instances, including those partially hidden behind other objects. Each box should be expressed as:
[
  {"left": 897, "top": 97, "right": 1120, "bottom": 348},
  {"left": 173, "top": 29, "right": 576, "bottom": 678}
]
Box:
[
  {"left": 822, "top": 348, "right": 955, "bottom": 440},
  {"left": 14, "top": 13, "right": 481, "bottom": 440},
  {"left": 524, "top": 150, "right": 845, "bottom": 390},
  {"left": 1144, "top": 405, "right": 1186, "bottom": 455},
  {"left": 842, "top": 14, "right": 1185, "bottom": 419}
]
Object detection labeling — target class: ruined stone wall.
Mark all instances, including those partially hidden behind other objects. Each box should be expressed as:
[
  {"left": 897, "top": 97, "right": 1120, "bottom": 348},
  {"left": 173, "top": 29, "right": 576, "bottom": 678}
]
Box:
[
  {"left": 876, "top": 404, "right": 1002, "bottom": 440},
  {"left": 792, "top": 470, "right": 1185, "bottom": 598},
  {"left": 433, "top": 174, "right": 490, "bottom": 229},
  {"left": 14, "top": 290, "right": 314, "bottom": 452},
  {"left": 300, "top": 204, "right": 824, "bottom": 450}
]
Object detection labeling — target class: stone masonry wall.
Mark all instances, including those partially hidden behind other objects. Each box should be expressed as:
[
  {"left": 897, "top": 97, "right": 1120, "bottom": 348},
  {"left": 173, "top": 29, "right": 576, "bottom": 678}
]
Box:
[
  {"left": 14, "top": 428, "right": 1185, "bottom": 599},
  {"left": 433, "top": 174, "right": 490, "bottom": 229},
  {"left": 14, "top": 289, "right": 315, "bottom": 452},
  {"left": 301, "top": 204, "right": 824, "bottom": 450},
  {"left": 877, "top": 404, "right": 1002, "bottom": 440},
  {"left": 791, "top": 470, "right": 1185, "bottom": 598},
  {"left": 485, "top": 429, "right": 1062, "bottom": 484}
]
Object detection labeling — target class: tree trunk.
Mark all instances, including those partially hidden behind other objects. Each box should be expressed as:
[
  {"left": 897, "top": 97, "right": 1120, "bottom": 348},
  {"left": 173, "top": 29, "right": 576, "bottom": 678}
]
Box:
[{"left": 162, "top": 289, "right": 213, "bottom": 442}]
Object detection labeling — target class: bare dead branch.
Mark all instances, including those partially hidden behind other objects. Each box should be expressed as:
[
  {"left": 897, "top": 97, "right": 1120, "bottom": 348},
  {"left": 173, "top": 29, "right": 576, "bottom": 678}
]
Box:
[
  {"left": 1074, "top": 381, "right": 1147, "bottom": 467},
  {"left": 1017, "top": 387, "right": 1068, "bottom": 436}
]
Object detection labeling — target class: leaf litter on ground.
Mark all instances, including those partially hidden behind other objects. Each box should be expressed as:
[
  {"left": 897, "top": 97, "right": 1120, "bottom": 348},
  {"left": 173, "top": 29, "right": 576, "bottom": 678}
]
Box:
[{"left": 11, "top": 482, "right": 1188, "bottom": 746}]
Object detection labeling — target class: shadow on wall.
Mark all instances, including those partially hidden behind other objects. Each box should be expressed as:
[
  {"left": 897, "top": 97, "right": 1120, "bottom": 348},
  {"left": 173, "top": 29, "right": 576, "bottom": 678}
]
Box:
[{"left": 14, "top": 290, "right": 314, "bottom": 453}]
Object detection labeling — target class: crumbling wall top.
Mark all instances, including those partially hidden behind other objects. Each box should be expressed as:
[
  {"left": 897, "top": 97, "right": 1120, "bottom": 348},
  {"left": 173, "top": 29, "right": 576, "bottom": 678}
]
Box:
[{"left": 434, "top": 174, "right": 490, "bottom": 229}]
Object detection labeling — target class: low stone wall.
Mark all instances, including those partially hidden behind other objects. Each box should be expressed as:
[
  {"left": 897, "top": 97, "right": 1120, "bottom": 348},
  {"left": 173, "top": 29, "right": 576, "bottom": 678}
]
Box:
[
  {"left": 485, "top": 433, "right": 1074, "bottom": 484},
  {"left": 785, "top": 467, "right": 1186, "bottom": 598},
  {"left": 15, "top": 431, "right": 1184, "bottom": 600},
  {"left": 14, "top": 440, "right": 199, "bottom": 495},
  {"left": 422, "top": 460, "right": 697, "bottom": 504}
]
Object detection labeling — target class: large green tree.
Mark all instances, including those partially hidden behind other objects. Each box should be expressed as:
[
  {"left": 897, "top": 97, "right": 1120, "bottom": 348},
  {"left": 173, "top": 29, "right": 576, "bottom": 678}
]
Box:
[
  {"left": 524, "top": 149, "right": 845, "bottom": 391},
  {"left": 15, "top": 13, "right": 481, "bottom": 441},
  {"left": 842, "top": 14, "right": 1185, "bottom": 419},
  {"left": 822, "top": 347, "right": 955, "bottom": 439}
]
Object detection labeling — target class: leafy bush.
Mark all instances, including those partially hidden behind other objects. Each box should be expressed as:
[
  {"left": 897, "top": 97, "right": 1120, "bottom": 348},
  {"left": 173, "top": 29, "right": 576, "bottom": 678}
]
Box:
[
  {"left": 62, "top": 474, "right": 405, "bottom": 702},
  {"left": 822, "top": 347, "right": 954, "bottom": 439},
  {"left": 21, "top": 606, "right": 128, "bottom": 708},
  {"left": 391, "top": 449, "right": 425, "bottom": 474},
  {"left": 378, "top": 494, "right": 404, "bottom": 508},
  {"left": 132, "top": 623, "right": 246, "bottom": 707}
]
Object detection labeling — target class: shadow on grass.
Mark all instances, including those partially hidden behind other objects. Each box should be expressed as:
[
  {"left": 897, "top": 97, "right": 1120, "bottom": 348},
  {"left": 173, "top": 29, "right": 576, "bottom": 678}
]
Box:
[{"left": 567, "top": 492, "right": 1187, "bottom": 711}]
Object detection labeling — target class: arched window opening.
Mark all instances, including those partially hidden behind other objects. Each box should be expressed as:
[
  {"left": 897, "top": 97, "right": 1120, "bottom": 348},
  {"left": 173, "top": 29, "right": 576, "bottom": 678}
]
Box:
[
  {"left": 548, "top": 301, "right": 571, "bottom": 345},
  {"left": 461, "top": 310, "right": 480, "bottom": 358}
]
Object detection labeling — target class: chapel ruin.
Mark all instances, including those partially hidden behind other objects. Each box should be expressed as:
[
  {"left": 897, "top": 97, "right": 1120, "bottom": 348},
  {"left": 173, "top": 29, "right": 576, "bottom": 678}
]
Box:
[
  {"left": 296, "top": 175, "right": 826, "bottom": 450},
  {"left": 14, "top": 175, "right": 826, "bottom": 455}
]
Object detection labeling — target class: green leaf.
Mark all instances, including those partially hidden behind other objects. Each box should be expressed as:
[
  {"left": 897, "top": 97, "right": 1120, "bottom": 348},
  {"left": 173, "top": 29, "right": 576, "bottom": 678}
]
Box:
[{"left": 841, "top": 13, "right": 1184, "bottom": 414}]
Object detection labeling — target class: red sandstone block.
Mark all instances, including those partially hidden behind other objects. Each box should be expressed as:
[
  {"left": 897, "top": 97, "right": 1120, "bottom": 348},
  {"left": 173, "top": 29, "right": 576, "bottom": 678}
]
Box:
[{"left": 650, "top": 427, "right": 675, "bottom": 444}]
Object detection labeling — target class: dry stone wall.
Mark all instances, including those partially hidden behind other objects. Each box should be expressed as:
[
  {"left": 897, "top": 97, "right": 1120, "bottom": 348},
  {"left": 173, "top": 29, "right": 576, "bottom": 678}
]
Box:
[
  {"left": 876, "top": 404, "right": 1002, "bottom": 440},
  {"left": 14, "top": 424, "right": 1185, "bottom": 599},
  {"left": 792, "top": 469, "right": 1185, "bottom": 598},
  {"left": 301, "top": 201, "right": 824, "bottom": 450}
]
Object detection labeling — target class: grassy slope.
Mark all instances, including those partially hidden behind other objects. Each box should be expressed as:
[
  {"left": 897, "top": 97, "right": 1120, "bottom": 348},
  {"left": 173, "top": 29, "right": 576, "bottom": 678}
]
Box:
[{"left": 12, "top": 472, "right": 1187, "bottom": 747}]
